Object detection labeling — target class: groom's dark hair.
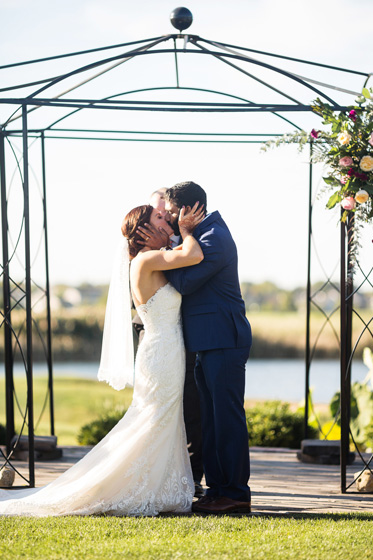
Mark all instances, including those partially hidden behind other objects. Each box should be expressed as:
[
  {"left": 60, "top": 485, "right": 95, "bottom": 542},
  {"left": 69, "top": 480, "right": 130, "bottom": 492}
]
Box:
[{"left": 165, "top": 181, "right": 207, "bottom": 213}]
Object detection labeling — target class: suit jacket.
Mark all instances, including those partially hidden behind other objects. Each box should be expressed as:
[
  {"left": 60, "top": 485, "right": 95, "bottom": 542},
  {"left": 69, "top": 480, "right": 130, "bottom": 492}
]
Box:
[{"left": 166, "top": 211, "right": 252, "bottom": 352}]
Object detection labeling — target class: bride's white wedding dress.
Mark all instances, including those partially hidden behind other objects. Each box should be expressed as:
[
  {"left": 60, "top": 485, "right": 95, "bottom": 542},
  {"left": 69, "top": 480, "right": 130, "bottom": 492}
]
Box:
[{"left": 0, "top": 282, "right": 194, "bottom": 516}]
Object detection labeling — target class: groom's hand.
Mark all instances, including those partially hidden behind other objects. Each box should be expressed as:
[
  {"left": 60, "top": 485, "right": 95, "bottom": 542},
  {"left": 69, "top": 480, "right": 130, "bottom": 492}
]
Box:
[{"left": 137, "top": 223, "right": 170, "bottom": 250}]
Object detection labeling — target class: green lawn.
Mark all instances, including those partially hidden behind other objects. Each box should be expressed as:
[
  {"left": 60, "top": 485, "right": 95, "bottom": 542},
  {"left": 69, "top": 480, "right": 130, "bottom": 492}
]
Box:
[
  {"left": 0, "top": 377, "right": 133, "bottom": 445},
  {"left": 1, "top": 514, "right": 372, "bottom": 559},
  {"left": 1, "top": 375, "right": 334, "bottom": 446}
]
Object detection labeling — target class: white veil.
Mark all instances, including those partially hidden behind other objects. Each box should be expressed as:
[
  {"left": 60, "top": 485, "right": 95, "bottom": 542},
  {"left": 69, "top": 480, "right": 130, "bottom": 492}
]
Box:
[{"left": 98, "top": 237, "right": 134, "bottom": 390}]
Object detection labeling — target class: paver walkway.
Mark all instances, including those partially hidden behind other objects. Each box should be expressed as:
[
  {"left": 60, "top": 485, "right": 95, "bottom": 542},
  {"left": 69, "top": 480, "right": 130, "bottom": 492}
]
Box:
[{"left": 5, "top": 446, "right": 373, "bottom": 514}]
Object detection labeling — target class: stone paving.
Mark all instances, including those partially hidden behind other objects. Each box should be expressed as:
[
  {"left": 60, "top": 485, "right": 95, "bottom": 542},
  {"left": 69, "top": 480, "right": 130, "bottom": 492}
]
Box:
[{"left": 4, "top": 446, "right": 373, "bottom": 514}]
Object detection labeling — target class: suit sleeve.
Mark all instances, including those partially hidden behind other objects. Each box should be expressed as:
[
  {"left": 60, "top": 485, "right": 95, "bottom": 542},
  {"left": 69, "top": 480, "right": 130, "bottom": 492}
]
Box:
[{"left": 166, "top": 229, "right": 226, "bottom": 295}]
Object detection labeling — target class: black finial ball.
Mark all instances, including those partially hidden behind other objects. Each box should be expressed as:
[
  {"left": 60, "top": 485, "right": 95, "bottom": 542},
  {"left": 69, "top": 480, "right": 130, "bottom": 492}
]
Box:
[{"left": 170, "top": 7, "right": 193, "bottom": 32}]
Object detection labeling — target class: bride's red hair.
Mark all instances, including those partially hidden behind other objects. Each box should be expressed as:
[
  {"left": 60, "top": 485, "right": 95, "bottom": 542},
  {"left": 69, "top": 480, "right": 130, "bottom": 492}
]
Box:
[{"left": 121, "top": 204, "right": 153, "bottom": 258}]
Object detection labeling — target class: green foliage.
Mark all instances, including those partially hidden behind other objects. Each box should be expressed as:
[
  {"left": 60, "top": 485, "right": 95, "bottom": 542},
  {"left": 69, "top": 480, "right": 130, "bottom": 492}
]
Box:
[
  {"left": 326, "top": 191, "right": 341, "bottom": 209},
  {"left": 246, "top": 401, "right": 318, "bottom": 448},
  {"left": 261, "top": 129, "right": 309, "bottom": 152},
  {"left": 262, "top": 91, "right": 373, "bottom": 228},
  {"left": 77, "top": 406, "right": 127, "bottom": 445},
  {"left": 365, "top": 418, "right": 373, "bottom": 449},
  {"left": 330, "top": 381, "right": 373, "bottom": 446}
]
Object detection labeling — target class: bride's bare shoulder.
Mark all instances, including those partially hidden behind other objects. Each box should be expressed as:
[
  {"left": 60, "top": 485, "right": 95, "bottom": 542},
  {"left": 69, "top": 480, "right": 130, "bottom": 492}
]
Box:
[
  {"left": 130, "top": 252, "right": 147, "bottom": 270},
  {"left": 130, "top": 252, "right": 153, "bottom": 283}
]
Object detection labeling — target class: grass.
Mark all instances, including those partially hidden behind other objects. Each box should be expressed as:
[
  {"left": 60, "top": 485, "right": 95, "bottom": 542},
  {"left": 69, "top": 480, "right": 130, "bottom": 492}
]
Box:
[
  {"left": 0, "top": 376, "right": 334, "bottom": 446},
  {"left": 249, "top": 309, "right": 372, "bottom": 359},
  {"left": 0, "top": 377, "right": 133, "bottom": 445},
  {"left": 0, "top": 514, "right": 372, "bottom": 559},
  {"left": 2, "top": 308, "right": 372, "bottom": 362}
]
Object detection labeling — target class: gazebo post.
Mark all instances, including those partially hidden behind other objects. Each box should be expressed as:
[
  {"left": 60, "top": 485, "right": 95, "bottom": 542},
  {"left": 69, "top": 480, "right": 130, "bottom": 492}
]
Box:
[
  {"left": 304, "top": 140, "right": 313, "bottom": 439},
  {"left": 41, "top": 131, "right": 55, "bottom": 436},
  {"left": 22, "top": 104, "right": 35, "bottom": 487},
  {"left": 340, "top": 212, "right": 354, "bottom": 493},
  {"left": 0, "top": 129, "right": 15, "bottom": 454}
]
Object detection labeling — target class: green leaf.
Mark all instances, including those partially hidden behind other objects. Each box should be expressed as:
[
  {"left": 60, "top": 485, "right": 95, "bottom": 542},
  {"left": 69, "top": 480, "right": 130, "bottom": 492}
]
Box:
[
  {"left": 326, "top": 191, "right": 341, "bottom": 209},
  {"left": 323, "top": 176, "right": 339, "bottom": 186},
  {"left": 362, "top": 88, "right": 371, "bottom": 99},
  {"left": 350, "top": 382, "right": 373, "bottom": 443}
]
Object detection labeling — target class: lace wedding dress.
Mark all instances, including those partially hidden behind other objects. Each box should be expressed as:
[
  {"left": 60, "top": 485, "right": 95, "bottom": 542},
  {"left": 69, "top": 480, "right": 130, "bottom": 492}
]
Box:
[{"left": 0, "top": 282, "right": 194, "bottom": 516}]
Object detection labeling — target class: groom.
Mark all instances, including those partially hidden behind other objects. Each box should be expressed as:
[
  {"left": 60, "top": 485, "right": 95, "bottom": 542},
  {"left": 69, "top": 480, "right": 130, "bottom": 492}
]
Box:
[{"left": 164, "top": 181, "right": 252, "bottom": 514}]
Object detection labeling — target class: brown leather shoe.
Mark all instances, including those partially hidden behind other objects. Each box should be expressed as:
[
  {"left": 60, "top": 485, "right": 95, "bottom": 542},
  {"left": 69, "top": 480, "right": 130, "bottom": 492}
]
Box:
[
  {"left": 193, "top": 496, "right": 251, "bottom": 514},
  {"left": 191, "top": 495, "right": 216, "bottom": 512}
]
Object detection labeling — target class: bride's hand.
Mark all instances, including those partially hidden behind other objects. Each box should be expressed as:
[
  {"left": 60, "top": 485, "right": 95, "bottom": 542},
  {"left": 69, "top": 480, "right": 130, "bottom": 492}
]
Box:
[
  {"left": 178, "top": 202, "right": 205, "bottom": 239},
  {"left": 137, "top": 223, "right": 170, "bottom": 250}
]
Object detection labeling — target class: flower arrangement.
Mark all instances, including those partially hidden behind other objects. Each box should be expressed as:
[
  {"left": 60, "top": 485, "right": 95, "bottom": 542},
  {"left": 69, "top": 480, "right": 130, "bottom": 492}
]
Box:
[
  {"left": 310, "top": 91, "right": 373, "bottom": 223},
  {"left": 262, "top": 89, "right": 373, "bottom": 224}
]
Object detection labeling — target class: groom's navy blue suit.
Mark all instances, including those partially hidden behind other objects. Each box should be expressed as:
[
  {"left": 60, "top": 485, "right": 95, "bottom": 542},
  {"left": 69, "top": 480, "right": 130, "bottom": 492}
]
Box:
[{"left": 166, "top": 211, "right": 252, "bottom": 502}]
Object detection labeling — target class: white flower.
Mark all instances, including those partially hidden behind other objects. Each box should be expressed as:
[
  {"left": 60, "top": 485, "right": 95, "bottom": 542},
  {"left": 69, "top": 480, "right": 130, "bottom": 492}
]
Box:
[
  {"left": 337, "top": 131, "right": 352, "bottom": 146},
  {"left": 355, "top": 190, "right": 369, "bottom": 203},
  {"left": 360, "top": 155, "right": 373, "bottom": 172}
]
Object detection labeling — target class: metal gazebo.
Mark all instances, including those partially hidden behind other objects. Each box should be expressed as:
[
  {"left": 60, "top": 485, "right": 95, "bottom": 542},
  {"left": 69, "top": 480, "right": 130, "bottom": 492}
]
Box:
[{"left": 0, "top": 8, "right": 372, "bottom": 492}]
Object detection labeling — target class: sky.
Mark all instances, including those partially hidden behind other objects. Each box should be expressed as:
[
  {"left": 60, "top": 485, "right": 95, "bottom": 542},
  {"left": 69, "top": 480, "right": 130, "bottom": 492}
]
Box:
[{"left": 0, "top": 0, "right": 372, "bottom": 290}]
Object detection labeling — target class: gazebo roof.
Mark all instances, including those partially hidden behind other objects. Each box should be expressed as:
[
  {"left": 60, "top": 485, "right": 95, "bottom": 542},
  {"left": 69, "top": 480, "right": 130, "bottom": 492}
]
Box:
[{"left": 0, "top": 30, "right": 369, "bottom": 142}]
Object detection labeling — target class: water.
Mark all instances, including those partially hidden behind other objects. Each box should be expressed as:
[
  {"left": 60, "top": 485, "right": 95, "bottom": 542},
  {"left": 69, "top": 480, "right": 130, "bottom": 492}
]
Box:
[
  {"left": 1, "top": 359, "right": 369, "bottom": 404},
  {"left": 245, "top": 359, "right": 369, "bottom": 404}
]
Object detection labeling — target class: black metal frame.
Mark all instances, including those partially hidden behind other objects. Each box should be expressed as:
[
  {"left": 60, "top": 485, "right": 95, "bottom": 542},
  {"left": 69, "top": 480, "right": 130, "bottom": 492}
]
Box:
[{"left": 0, "top": 27, "right": 372, "bottom": 492}]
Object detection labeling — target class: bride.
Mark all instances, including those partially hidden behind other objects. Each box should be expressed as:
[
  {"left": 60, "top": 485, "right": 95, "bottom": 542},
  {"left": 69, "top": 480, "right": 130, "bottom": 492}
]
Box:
[{"left": 0, "top": 201, "right": 205, "bottom": 516}]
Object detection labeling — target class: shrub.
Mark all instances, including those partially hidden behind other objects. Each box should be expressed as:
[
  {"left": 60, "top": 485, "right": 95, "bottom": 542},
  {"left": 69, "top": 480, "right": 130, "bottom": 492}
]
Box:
[
  {"left": 365, "top": 419, "right": 373, "bottom": 450},
  {"left": 77, "top": 407, "right": 127, "bottom": 445},
  {"left": 246, "top": 401, "right": 318, "bottom": 449},
  {"left": 330, "top": 382, "right": 373, "bottom": 447}
]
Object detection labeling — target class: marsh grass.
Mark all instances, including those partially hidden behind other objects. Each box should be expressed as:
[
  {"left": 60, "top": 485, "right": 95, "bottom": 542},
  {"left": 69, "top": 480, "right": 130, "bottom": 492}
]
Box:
[
  {"left": 1, "top": 514, "right": 372, "bottom": 559},
  {"left": 249, "top": 310, "right": 372, "bottom": 359}
]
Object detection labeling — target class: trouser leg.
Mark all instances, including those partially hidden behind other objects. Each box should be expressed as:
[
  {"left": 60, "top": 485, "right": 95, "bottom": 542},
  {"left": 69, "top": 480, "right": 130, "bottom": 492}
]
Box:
[
  {"left": 194, "top": 353, "right": 220, "bottom": 497},
  {"left": 195, "top": 346, "right": 251, "bottom": 502},
  {"left": 183, "top": 350, "right": 204, "bottom": 483}
]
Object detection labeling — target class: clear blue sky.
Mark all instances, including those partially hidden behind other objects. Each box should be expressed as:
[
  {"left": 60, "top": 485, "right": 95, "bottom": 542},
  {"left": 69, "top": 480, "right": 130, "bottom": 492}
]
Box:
[{"left": 1, "top": 0, "right": 372, "bottom": 288}]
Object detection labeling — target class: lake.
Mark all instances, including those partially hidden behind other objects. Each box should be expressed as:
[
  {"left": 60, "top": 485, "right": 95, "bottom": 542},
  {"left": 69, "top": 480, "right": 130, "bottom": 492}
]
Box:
[{"left": 1, "top": 359, "right": 369, "bottom": 404}]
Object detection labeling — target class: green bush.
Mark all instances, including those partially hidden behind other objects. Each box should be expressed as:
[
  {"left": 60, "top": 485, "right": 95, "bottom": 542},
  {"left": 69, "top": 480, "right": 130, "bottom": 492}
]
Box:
[
  {"left": 363, "top": 418, "right": 373, "bottom": 450},
  {"left": 246, "top": 401, "right": 318, "bottom": 448},
  {"left": 77, "top": 400, "right": 317, "bottom": 449},
  {"left": 77, "top": 407, "right": 127, "bottom": 445},
  {"left": 330, "top": 382, "right": 373, "bottom": 447}
]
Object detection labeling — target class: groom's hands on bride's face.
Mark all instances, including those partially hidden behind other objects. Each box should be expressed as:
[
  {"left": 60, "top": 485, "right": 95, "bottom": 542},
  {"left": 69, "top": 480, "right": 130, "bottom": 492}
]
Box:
[
  {"left": 178, "top": 202, "right": 205, "bottom": 239},
  {"left": 137, "top": 223, "right": 170, "bottom": 250}
]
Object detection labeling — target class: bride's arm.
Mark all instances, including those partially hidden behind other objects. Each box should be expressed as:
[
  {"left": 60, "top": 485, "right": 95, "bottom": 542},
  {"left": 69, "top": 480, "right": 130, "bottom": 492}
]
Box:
[{"left": 139, "top": 235, "right": 203, "bottom": 271}]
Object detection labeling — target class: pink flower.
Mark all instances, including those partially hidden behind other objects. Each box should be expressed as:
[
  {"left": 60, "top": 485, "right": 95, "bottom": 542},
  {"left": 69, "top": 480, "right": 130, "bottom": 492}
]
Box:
[
  {"left": 349, "top": 110, "right": 357, "bottom": 122},
  {"left": 310, "top": 129, "right": 320, "bottom": 139},
  {"left": 339, "top": 156, "right": 353, "bottom": 167},
  {"left": 369, "top": 133, "right": 373, "bottom": 147},
  {"left": 340, "top": 176, "right": 348, "bottom": 185},
  {"left": 341, "top": 196, "right": 356, "bottom": 210}
]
